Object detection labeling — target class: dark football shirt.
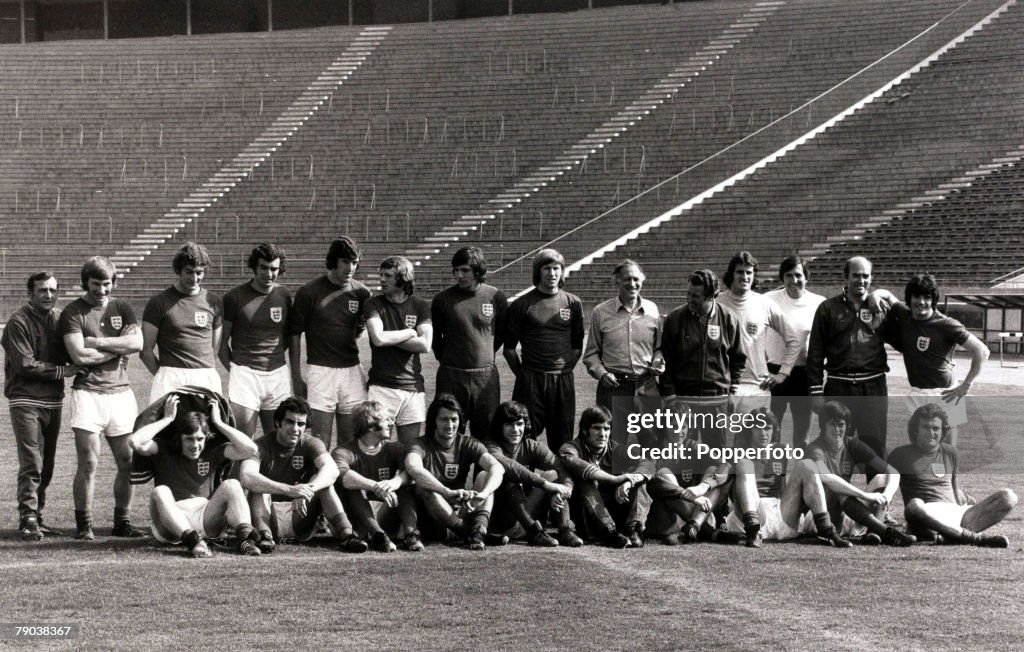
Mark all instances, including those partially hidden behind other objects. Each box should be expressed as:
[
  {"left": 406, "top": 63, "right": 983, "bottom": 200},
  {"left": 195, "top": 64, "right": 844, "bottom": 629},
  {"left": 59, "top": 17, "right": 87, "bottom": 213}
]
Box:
[
  {"left": 408, "top": 434, "right": 488, "bottom": 489},
  {"left": 289, "top": 276, "right": 370, "bottom": 368},
  {"left": 222, "top": 283, "right": 291, "bottom": 371},
  {"left": 504, "top": 288, "right": 584, "bottom": 374},
  {"left": 806, "top": 436, "right": 888, "bottom": 482},
  {"left": 888, "top": 443, "right": 958, "bottom": 504},
  {"left": 431, "top": 284, "right": 508, "bottom": 369},
  {"left": 364, "top": 294, "right": 431, "bottom": 392},
  {"left": 882, "top": 304, "right": 971, "bottom": 389},
  {"left": 60, "top": 297, "right": 136, "bottom": 393},
  {"left": 253, "top": 433, "right": 326, "bottom": 501},
  {"left": 150, "top": 441, "right": 228, "bottom": 501},
  {"left": 143, "top": 287, "right": 223, "bottom": 369}
]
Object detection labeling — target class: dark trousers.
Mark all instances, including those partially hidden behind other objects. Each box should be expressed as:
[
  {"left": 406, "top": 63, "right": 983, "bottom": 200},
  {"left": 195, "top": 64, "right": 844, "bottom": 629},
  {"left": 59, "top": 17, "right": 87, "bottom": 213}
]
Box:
[
  {"left": 11, "top": 404, "right": 62, "bottom": 518},
  {"left": 569, "top": 480, "right": 650, "bottom": 539},
  {"left": 491, "top": 481, "right": 571, "bottom": 534},
  {"left": 512, "top": 368, "right": 576, "bottom": 452},
  {"left": 596, "top": 376, "right": 661, "bottom": 450},
  {"left": 769, "top": 364, "right": 813, "bottom": 448},
  {"left": 435, "top": 364, "right": 500, "bottom": 440},
  {"left": 824, "top": 375, "right": 888, "bottom": 461}
]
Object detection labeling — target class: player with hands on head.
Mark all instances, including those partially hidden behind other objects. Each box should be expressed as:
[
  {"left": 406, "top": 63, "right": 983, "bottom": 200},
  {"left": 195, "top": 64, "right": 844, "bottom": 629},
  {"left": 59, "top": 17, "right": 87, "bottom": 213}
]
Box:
[
  {"left": 239, "top": 396, "right": 367, "bottom": 554},
  {"left": 129, "top": 394, "right": 262, "bottom": 558}
]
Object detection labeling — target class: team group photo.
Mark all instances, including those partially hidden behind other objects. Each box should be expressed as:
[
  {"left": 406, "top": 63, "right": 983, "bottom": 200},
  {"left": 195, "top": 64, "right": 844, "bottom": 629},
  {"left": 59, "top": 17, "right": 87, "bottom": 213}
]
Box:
[{"left": 0, "top": 0, "right": 1022, "bottom": 647}]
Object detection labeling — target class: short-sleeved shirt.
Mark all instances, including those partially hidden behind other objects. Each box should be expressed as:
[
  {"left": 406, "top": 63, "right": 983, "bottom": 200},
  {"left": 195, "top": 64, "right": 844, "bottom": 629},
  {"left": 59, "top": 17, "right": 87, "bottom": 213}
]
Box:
[
  {"left": 150, "top": 442, "right": 228, "bottom": 501},
  {"left": 222, "top": 283, "right": 291, "bottom": 371},
  {"left": 504, "top": 288, "right": 585, "bottom": 374},
  {"left": 253, "top": 433, "right": 326, "bottom": 501},
  {"left": 408, "top": 434, "right": 488, "bottom": 489},
  {"left": 60, "top": 297, "right": 136, "bottom": 393},
  {"left": 289, "top": 276, "right": 371, "bottom": 368},
  {"left": 333, "top": 440, "right": 406, "bottom": 483},
  {"left": 888, "top": 443, "right": 958, "bottom": 504},
  {"left": 365, "top": 294, "right": 431, "bottom": 392},
  {"left": 485, "top": 438, "right": 572, "bottom": 489},
  {"left": 881, "top": 304, "right": 971, "bottom": 389},
  {"left": 806, "top": 436, "right": 887, "bottom": 483},
  {"left": 142, "top": 287, "right": 223, "bottom": 369},
  {"left": 430, "top": 284, "right": 507, "bottom": 369}
]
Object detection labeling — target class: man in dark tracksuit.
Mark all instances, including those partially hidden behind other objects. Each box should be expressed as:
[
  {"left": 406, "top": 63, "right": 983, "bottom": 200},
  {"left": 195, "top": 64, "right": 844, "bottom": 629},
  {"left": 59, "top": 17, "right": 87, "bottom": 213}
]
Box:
[{"left": 659, "top": 269, "right": 746, "bottom": 456}]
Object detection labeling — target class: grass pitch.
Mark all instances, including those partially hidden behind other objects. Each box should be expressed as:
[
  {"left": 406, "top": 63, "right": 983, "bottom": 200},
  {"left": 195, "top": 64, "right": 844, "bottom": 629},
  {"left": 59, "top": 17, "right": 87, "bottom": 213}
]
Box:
[{"left": 0, "top": 342, "right": 1021, "bottom": 649}]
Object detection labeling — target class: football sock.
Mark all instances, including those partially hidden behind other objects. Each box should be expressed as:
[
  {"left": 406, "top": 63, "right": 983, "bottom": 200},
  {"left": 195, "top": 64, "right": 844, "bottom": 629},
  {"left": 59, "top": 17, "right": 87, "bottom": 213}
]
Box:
[
  {"left": 958, "top": 529, "right": 981, "bottom": 544},
  {"left": 742, "top": 511, "right": 759, "bottom": 538},
  {"left": 75, "top": 510, "right": 92, "bottom": 531},
  {"left": 841, "top": 497, "right": 887, "bottom": 535},
  {"left": 182, "top": 529, "right": 201, "bottom": 549},
  {"left": 234, "top": 523, "right": 254, "bottom": 544},
  {"left": 812, "top": 512, "right": 834, "bottom": 534},
  {"left": 468, "top": 510, "right": 490, "bottom": 535},
  {"left": 113, "top": 506, "right": 131, "bottom": 525}
]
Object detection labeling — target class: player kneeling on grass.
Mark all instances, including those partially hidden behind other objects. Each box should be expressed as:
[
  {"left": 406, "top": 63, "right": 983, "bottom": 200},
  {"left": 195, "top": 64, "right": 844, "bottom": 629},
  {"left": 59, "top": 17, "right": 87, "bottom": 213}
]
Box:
[
  {"left": 333, "top": 400, "right": 421, "bottom": 553},
  {"left": 726, "top": 409, "right": 852, "bottom": 548},
  {"left": 404, "top": 394, "right": 507, "bottom": 550},
  {"left": 559, "top": 406, "right": 652, "bottom": 549},
  {"left": 239, "top": 396, "right": 368, "bottom": 554},
  {"left": 806, "top": 401, "right": 915, "bottom": 547},
  {"left": 129, "top": 395, "right": 261, "bottom": 558},
  {"left": 644, "top": 408, "right": 736, "bottom": 545},
  {"left": 484, "top": 400, "right": 582, "bottom": 547},
  {"left": 888, "top": 403, "right": 1017, "bottom": 548}
]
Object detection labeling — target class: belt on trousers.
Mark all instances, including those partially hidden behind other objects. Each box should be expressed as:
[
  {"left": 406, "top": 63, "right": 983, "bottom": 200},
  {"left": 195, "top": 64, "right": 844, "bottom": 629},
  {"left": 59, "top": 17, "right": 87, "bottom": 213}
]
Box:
[{"left": 827, "top": 371, "right": 885, "bottom": 385}]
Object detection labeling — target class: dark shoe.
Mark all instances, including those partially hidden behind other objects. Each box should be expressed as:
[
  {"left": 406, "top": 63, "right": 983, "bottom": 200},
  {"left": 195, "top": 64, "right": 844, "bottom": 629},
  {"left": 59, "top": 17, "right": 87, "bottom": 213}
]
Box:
[
  {"left": 75, "top": 526, "right": 96, "bottom": 542},
  {"left": 190, "top": 539, "right": 213, "bottom": 559},
  {"left": 975, "top": 534, "right": 1009, "bottom": 549},
  {"left": 818, "top": 529, "right": 853, "bottom": 548},
  {"left": 680, "top": 521, "right": 700, "bottom": 544},
  {"left": 338, "top": 533, "right": 369, "bottom": 553},
  {"left": 603, "top": 530, "right": 630, "bottom": 549},
  {"left": 861, "top": 532, "right": 882, "bottom": 546},
  {"left": 238, "top": 539, "right": 262, "bottom": 556},
  {"left": 557, "top": 528, "right": 583, "bottom": 548},
  {"left": 528, "top": 528, "right": 559, "bottom": 547},
  {"left": 19, "top": 515, "right": 43, "bottom": 542},
  {"left": 401, "top": 531, "right": 425, "bottom": 552},
  {"left": 111, "top": 522, "right": 146, "bottom": 538},
  {"left": 627, "top": 525, "right": 644, "bottom": 549},
  {"left": 370, "top": 531, "right": 397, "bottom": 553},
  {"left": 484, "top": 532, "right": 509, "bottom": 547},
  {"left": 256, "top": 531, "right": 276, "bottom": 554},
  {"left": 882, "top": 527, "right": 917, "bottom": 547},
  {"left": 745, "top": 532, "right": 763, "bottom": 548},
  {"left": 467, "top": 530, "right": 486, "bottom": 551}
]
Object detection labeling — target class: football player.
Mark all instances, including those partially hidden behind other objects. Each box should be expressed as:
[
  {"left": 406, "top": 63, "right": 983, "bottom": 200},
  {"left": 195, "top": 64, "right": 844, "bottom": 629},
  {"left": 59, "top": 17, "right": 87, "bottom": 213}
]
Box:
[
  {"left": 239, "top": 396, "right": 368, "bottom": 553},
  {"left": 484, "top": 400, "right": 581, "bottom": 547},
  {"left": 404, "top": 394, "right": 507, "bottom": 550},
  {"left": 888, "top": 403, "right": 1016, "bottom": 547},
  {"left": 61, "top": 257, "right": 144, "bottom": 540},
  {"left": 364, "top": 256, "right": 432, "bottom": 443},
  {"left": 128, "top": 395, "right": 261, "bottom": 558},
  {"left": 333, "top": 400, "right": 421, "bottom": 552},
  {"left": 218, "top": 243, "right": 292, "bottom": 437}
]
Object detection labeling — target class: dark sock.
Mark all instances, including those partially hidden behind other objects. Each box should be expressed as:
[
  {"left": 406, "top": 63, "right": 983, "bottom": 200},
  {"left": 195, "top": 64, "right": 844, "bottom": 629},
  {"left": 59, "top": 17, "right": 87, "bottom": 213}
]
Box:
[
  {"left": 813, "top": 512, "right": 834, "bottom": 535},
  {"left": 469, "top": 510, "right": 490, "bottom": 535},
  {"left": 113, "top": 507, "right": 131, "bottom": 526},
  {"left": 842, "top": 498, "right": 886, "bottom": 535},
  {"left": 959, "top": 529, "right": 980, "bottom": 544},
  {"left": 329, "top": 514, "right": 354, "bottom": 540},
  {"left": 742, "top": 511, "right": 760, "bottom": 538},
  {"left": 75, "top": 510, "right": 92, "bottom": 531},
  {"left": 234, "top": 523, "right": 254, "bottom": 543},
  {"left": 182, "top": 529, "right": 201, "bottom": 548}
]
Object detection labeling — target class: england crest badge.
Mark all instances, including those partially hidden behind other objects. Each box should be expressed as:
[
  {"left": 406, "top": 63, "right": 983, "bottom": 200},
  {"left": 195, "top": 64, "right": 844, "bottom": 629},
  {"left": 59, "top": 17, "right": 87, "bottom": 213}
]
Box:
[
  {"left": 291, "top": 456, "right": 305, "bottom": 470},
  {"left": 917, "top": 336, "right": 930, "bottom": 352},
  {"left": 559, "top": 308, "right": 571, "bottom": 321},
  {"left": 680, "top": 469, "right": 693, "bottom": 483},
  {"left": 444, "top": 463, "right": 459, "bottom": 480},
  {"left": 405, "top": 314, "right": 418, "bottom": 328},
  {"left": 197, "top": 460, "right": 210, "bottom": 476},
  {"left": 772, "top": 461, "right": 783, "bottom": 475},
  {"left": 859, "top": 308, "right": 872, "bottom": 324},
  {"left": 481, "top": 303, "right": 493, "bottom": 318},
  {"left": 270, "top": 307, "right": 283, "bottom": 323},
  {"left": 377, "top": 468, "right": 390, "bottom": 481},
  {"left": 931, "top": 463, "right": 945, "bottom": 478},
  {"left": 110, "top": 315, "right": 123, "bottom": 330},
  {"left": 194, "top": 312, "right": 209, "bottom": 328},
  {"left": 348, "top": 300, "right": 359, "bottom": 314},
  {"left": 745, "top": 322, "right": 759, "bottom": 336},
  {"left": 707, "top": 325, "right": 721, "bottom": 340}
]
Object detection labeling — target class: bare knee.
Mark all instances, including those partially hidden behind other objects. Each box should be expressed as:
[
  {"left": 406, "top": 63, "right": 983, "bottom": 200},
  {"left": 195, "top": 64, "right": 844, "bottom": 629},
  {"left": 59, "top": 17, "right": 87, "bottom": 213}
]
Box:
[
  {"left": 999, "top": 488, "right": 1018, "bottom": 509},
  {"left": 904, "top": 498, "right": 926, "bottom": 518}
]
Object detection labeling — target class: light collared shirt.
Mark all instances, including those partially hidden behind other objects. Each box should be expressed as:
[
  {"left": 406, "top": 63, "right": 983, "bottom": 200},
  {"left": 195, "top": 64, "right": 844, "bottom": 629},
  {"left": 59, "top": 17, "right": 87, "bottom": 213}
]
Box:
[{"left": 583, "top": 296, "right": 661, "bottom": 380}]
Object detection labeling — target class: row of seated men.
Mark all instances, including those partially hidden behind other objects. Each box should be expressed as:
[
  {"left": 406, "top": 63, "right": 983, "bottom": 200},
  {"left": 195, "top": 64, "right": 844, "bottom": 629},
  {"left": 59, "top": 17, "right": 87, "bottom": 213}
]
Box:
[{"left": 134, "top": 388, "right": 1016, "bottom": 558}]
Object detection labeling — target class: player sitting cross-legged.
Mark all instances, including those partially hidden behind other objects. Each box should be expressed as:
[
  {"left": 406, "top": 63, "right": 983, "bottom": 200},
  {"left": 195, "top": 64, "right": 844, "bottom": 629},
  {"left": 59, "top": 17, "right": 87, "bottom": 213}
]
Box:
[
  {"left": 129, "top": 395, "right": 261, "bottom": 558},
  {"left": 889, "top": 403, "right": 1017, "bottom": 548},
  {"left": 726, "top": 409, "right": 853, "bottom": 548},
  {"left": 806, "top": 401, "right": 915, "bottom": 547},
  {"left": 484, "top": 400, "right": 582, "bottom": 547},
  {"left": 333, "top": 400, "right": 422, "bottom": 553},
  {"left": 239, "top": 396, "right": 368, "bottom": 554},
  {"left": 404, "top": 394, "right": 508, "bottom": 550}
]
